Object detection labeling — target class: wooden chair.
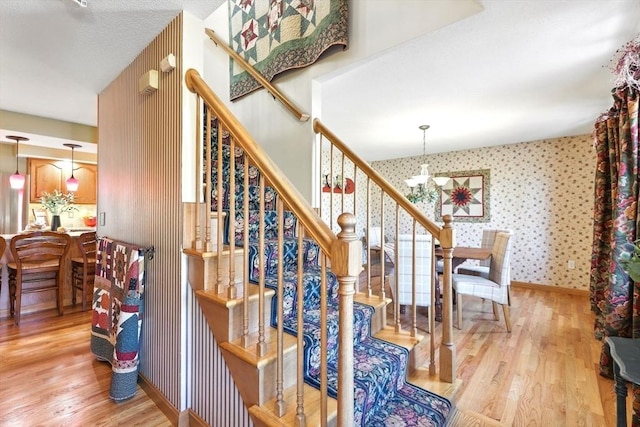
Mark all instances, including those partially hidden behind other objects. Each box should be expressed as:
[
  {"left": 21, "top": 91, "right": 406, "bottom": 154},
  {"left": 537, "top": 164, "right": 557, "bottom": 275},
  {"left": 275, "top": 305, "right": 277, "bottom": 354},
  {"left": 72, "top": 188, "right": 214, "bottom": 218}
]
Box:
[
  {"left": 7, "top": 231, "right": 71, "bottom": 325},
  {"left": 0, "top": 237, "right": 6, "bottom": 296},
  {"left": 71, "top": 231, "right": 97, "bottom": 311},
  {"left": 452, "top": 231, "right": 513, "bottom": 332}
]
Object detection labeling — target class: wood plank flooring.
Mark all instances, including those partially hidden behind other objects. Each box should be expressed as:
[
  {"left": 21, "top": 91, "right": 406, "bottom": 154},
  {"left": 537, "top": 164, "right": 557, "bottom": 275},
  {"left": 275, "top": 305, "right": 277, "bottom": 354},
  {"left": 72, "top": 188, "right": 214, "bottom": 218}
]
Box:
[
  {"left": 370, "top": 271, "right": 625, "bottom": 427},
  {"left": 0, "top": 282, "right": 627, "bottom": 426},
  {"left": 0, "top": 306, "right": 171, "bottom": 426}
]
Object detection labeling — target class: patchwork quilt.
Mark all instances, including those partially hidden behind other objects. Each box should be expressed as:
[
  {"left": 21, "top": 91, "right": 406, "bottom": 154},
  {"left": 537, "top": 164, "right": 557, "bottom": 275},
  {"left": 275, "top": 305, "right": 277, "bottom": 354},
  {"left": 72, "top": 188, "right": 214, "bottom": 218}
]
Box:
[
  {"left": 90, "top": 237, "right": 148, "bottom": 401},
  {"left": 228, "top": 0, "right": 348, "bottom": 100}
]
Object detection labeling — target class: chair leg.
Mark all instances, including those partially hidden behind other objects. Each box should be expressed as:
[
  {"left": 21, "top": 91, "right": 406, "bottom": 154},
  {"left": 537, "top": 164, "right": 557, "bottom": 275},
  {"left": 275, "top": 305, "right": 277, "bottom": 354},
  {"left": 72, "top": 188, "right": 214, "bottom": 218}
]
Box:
[
  {"left": 456, "top": 294, "right": 463, "bottom": 330},
  {"left": 56, "top": 273, "right": 64, "bottom": 316},
  {"left": 81, "top": 271, "right": 88, "bottom": 312},
  {"left": 492, "top": 302, "right": 500, "bottom": 320},
  {"left": 502, "top": 304, "right": 512, "bottom": 332},
  {"left": 14, "top": 281, "right": 22, "bottom": 325}
]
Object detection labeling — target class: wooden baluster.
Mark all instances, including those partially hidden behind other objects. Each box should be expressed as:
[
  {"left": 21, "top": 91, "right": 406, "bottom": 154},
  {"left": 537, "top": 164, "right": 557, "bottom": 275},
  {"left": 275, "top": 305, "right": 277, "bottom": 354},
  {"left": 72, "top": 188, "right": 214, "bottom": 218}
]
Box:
[
  {"left": 204, "top": 110, "right": 213, "bottom": 252},
  {"left": 379, "top": 193, "right": 386, "bottom": 302},
  {"left": 394, "top": 204, "right": 401, "bottom": 333},
  {"left": 295, "top": 224, "right": 306, "bottom": 426},
  {"left": 256, "top": 174, "right": 267, "bottom": 357},
  {"left": 227, "top": 137, "right": 237, "bottom": 299},
  {"left": 215, "top": 127, "right": 224, "bottom": 293},
  {"left": 275, "top": 198, "right": 285, "bottom": 416},
  {"left": 365, "top": 177, "right": 373, "bottom": 298},
  {"left": 193, "top": 97, "right": 202, "bottom": 250},
  {"left": 411, "top": 220, "right": 417, "bottom": 337},
  {"left": 241, "top": 158, "right": 250, "bottom": 348}
]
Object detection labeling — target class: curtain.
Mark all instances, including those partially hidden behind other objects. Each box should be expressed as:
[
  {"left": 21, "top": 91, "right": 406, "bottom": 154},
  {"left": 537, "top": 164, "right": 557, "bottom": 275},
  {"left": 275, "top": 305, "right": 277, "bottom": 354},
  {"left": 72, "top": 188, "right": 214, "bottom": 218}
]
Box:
[{"left": 590, "top": 83, "right": 640, "bottom": 425}]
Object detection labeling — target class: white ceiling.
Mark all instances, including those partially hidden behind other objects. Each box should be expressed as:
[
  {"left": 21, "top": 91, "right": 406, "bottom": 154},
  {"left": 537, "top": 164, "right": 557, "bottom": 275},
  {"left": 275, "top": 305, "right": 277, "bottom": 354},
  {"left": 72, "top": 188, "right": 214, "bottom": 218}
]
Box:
[{"left": 0, "top": 0, "right": 638, "bottom": 161}]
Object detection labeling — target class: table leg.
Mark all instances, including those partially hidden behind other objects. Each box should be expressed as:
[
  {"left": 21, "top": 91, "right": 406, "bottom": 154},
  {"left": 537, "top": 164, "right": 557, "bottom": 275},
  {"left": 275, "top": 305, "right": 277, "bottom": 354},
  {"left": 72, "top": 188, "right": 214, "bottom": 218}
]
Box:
[{"left": 612, "top": 360, "right": 628, "bottom": 427}]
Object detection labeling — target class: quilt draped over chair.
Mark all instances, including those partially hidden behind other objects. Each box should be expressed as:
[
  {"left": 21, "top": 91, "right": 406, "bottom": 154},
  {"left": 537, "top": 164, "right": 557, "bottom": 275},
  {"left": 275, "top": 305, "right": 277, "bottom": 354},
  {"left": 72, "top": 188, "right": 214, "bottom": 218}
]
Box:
[{"left": 90, "top": 237, "right": 152, "bottom": 401}]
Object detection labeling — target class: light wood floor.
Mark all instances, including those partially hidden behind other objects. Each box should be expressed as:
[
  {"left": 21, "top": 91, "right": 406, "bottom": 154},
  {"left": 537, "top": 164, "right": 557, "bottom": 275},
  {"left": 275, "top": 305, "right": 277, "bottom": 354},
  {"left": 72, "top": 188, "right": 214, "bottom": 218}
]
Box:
[
  {"left": 370, "top": 272, "right": 626, "bottom": 427},
  {"left": 0, "top": 284, "right": 628, "bottom": 426},
  {"left": 0, "top": 306, "right": 171, "bottom": 426}
]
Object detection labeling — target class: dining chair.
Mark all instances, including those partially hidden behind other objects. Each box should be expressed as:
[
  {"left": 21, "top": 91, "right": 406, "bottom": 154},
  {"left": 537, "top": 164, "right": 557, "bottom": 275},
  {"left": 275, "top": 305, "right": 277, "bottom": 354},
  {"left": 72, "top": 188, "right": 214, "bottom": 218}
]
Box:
[
  {"left": 71, "top": 231, "right": 97, "bottom": 311},
  {"left": 457, "top": 228, "right": 510, "bottom": 278},
  {"left": 0, "top": 237, "right": 6, "bottom": 296},
  {"left": 452, "top": 231, "right": 513, "bottom": 332},
  {"left": 365, "top": 226, "right": 395, "bottom": 265},
  {"left": 396, "top": 234, "right": 433, "bottom": 327},
  {"left": 7, "top": 231, "right": 71, "bottom": 325}
]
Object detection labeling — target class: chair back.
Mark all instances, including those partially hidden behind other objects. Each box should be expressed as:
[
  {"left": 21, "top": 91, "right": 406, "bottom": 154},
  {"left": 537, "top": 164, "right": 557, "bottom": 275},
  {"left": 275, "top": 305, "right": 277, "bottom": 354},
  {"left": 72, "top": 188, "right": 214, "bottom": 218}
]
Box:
[
  {"left": 487, "top": 231, "right": 513, "bottom": 287},
  {"left": 10, "top": 231, "right": 72, "bottom": 274},
  {"left": 0, "top": 237, "right": 6, "bottom": 261},
  {"left": 366, "top": 226, "right": 383, "bottom": 248},
  {"left": 478, "top": 229, "right": 510, "bottom": 267},
  {"left": 77, "top": 231, "right": 97, "bottom": 265},
  {"left": 396, "top": 233, "right": 432, "bottom": 307}
]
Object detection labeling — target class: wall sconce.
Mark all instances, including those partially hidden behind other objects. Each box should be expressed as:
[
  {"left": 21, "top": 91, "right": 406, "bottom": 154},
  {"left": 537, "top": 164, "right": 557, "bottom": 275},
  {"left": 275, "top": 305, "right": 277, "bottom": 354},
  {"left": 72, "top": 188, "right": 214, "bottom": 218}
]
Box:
[
  {"left": 139, "top": 69, "right": 158, "bottom": 95},
  {"left": 8, "top": 135, "right": 28, "bottom": 189},
  {"left": 160, "top": 53, "right": 176, "bottom": 73},
  {"left": 64, "top": 143, "right": 81, "bottom": 192}
]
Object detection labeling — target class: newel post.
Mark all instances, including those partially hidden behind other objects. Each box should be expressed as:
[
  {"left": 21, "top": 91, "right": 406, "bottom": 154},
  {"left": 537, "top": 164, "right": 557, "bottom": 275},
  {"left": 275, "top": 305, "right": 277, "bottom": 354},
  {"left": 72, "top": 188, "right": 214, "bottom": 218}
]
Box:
[
  {"left": 332, "top": 213, "right": 360, "bottom": 427},
  {"left": 439, "top": 214, "right": 457, "bottom": 383}
]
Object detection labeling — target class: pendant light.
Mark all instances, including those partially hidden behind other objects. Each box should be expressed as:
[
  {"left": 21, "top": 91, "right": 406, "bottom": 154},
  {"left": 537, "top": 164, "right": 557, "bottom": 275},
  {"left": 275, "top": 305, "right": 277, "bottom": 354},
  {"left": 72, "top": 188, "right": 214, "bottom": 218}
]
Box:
[
  {"left": 7, "top": 135, "right": 28, "bottom": 189},
  {"left": 404, "top": 125, "right": 449, "bottom": 203},
  {"left": 64, "top": 143, "right": 81, "bottom": 192}
]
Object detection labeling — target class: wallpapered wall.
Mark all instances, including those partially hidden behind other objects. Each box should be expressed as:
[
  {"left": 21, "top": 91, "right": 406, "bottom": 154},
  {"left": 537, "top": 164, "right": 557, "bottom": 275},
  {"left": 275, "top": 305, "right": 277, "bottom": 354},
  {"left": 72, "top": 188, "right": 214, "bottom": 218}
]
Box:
[{"left": 321, "top": 134, "right": 596, "bottom": 290}]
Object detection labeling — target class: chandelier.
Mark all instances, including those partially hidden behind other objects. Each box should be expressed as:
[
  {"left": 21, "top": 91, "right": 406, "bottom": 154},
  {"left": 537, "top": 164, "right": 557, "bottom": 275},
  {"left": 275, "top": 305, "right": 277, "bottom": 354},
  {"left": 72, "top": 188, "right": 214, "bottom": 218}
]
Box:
[{"left": 404, "top": 125, "right": 449, "bottom": 204}]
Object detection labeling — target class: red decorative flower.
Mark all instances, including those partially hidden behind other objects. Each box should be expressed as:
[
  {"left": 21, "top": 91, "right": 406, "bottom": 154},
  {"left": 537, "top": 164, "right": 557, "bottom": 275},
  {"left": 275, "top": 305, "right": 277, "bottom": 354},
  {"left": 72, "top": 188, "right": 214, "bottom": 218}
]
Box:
[{"left": 451, "top": 186, "right": 472, "bottom": 207}]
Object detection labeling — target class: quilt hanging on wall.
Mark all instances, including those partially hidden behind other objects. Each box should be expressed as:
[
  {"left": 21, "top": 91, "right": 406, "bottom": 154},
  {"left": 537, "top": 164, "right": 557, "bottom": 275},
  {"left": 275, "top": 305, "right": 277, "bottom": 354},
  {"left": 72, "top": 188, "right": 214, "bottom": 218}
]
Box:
[
  {"left": 435, "top": 169, "right": 490, "bottom": 223},
  {"left": 228, "top": 0, "right": 348, "bottom": 101}
]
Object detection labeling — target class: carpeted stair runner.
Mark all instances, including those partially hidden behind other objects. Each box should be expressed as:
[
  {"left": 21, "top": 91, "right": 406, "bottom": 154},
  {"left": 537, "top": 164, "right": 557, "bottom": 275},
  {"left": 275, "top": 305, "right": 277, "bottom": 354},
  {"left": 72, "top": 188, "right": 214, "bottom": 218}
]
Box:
[{"left": 208, "top": 116, "right": 452, "bottom": 426}]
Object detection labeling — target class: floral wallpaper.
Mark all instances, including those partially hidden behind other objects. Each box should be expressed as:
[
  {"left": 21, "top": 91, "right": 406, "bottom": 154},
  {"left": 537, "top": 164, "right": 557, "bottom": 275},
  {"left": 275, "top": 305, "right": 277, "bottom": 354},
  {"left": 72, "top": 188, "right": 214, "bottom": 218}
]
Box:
[{"left": 320, "top": 134, "right": 596, "bottom": 290}]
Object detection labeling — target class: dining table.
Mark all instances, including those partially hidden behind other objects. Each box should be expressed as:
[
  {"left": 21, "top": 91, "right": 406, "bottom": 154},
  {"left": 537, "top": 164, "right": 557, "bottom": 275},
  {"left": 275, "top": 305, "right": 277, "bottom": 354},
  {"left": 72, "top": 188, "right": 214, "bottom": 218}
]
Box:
[{"left": 435, "top": 246, "right": 493, "bottom": 271}]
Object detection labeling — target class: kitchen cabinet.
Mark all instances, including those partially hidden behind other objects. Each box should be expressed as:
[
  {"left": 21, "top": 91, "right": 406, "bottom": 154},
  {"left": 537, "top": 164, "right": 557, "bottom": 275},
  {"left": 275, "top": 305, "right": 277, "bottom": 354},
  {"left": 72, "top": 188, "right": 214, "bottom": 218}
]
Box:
[{"left": 28, "top": 158, "right": 97, "bottom": 204}]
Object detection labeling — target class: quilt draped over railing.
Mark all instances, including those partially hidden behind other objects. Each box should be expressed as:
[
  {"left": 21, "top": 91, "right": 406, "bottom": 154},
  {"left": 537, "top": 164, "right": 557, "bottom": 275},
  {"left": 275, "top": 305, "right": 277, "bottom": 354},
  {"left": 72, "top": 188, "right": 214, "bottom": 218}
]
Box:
[
  {"left": 228, "top": 0, "right": 348, "bottom": 100},
  {"left": 90, "top": 237, "right": 153, "bottom": 401}
]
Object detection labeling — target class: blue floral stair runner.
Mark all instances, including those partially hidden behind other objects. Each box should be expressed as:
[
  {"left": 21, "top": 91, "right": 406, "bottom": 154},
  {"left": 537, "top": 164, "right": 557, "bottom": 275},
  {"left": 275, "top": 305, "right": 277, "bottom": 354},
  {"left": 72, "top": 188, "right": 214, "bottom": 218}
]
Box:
[{"left": 209, "top": 116, "right": 452, "bottom": 425}]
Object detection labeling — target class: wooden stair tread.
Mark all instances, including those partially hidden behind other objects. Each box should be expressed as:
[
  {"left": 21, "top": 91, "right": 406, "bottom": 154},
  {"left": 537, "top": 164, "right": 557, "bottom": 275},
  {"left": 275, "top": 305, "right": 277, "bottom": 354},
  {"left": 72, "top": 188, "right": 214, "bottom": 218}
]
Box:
[
  {"left": 407, "top": 367, "right": 462, "bottom": 403},
  {"left": 220, "top": 329, "right": 298, "bottom": 368},
  {"left": 196, "top": 283, "right": 274, "bottom": 307},
  {"left": 353, "top": 292, "right": 391, "bottom": 308},
  {"left": 248, "top": 383, "right": 337, "bottom": 427},
  {"left": 183, "top": 245, "right": 244, "bottom": 258},
  {"left": 373, "top": 325, "right": 423, "bottom": 351}
]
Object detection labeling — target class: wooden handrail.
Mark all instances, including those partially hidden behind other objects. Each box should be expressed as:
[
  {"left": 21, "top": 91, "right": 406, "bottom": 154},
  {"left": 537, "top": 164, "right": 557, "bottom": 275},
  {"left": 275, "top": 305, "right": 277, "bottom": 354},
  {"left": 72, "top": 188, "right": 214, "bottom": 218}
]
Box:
[
  {"left": 185, "top": 69, "right": 333, "bottom": 254},
  {"left": 312, "top": 118, "right": 452, "bottom": 244},
  {"left": 205, "top": 28, "right": 310, "bottom": 123}
]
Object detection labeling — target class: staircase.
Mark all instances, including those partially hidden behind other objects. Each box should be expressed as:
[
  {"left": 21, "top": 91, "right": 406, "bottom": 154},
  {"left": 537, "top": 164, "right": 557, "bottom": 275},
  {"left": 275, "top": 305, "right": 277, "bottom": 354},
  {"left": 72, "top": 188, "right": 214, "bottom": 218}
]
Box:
[{"left": 184, "top": 69, "right": 459, "bottom": 426}]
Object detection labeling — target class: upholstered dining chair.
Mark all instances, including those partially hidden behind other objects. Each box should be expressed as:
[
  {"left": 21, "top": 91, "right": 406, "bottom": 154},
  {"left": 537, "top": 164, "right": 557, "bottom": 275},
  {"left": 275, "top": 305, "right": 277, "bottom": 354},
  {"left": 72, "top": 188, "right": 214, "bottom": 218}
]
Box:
[
  {"left": 7, "top": 231, "right": 71, "bottom": 325},
  {"left": 452, "top": 231, "right": 513, "bottom": 332},
  {"left": 71, "top": 231, "right": 97, "bottom": 311},
  {"left": 396, "top": 234, "right": 433, "bottom": 327},
  {"left": 457, "top": 228, "right": 510, "bottom": 278}
]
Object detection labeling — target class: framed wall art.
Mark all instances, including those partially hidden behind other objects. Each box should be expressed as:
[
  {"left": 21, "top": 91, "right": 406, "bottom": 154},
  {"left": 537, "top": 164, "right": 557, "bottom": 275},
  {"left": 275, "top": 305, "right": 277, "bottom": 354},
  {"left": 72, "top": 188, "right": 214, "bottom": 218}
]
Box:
[{"left": 435, "top": 169, "right": 490, "bottom": 223}]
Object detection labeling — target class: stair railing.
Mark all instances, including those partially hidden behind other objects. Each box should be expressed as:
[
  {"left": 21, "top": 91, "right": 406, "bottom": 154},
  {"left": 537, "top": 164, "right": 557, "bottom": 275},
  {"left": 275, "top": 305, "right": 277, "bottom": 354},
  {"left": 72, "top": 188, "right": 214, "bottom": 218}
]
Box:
[
  {"left": 185, "top": 69, "right": 359, "bottom": 425},
  {"left": 313, "top": 119, "right": 458, "bottom": 383}
]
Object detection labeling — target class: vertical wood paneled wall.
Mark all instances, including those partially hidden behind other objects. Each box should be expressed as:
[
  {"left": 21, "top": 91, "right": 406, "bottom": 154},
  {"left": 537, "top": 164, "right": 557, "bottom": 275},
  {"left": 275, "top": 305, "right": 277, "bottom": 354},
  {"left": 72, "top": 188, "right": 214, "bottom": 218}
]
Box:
[
  {"left": 98, "top": 13, "right": 251, "bottom": 424},
  {"left": 98, "top": 14, "right": 184, "bottom": 408}
]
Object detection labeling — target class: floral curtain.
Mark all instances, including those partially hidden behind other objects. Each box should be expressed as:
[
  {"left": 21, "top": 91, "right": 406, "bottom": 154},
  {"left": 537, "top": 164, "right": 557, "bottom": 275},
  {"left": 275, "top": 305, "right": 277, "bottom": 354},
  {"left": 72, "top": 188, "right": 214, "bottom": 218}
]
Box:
[{"left": 590, "top": 38, "right": 640, "bottom": 426}]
